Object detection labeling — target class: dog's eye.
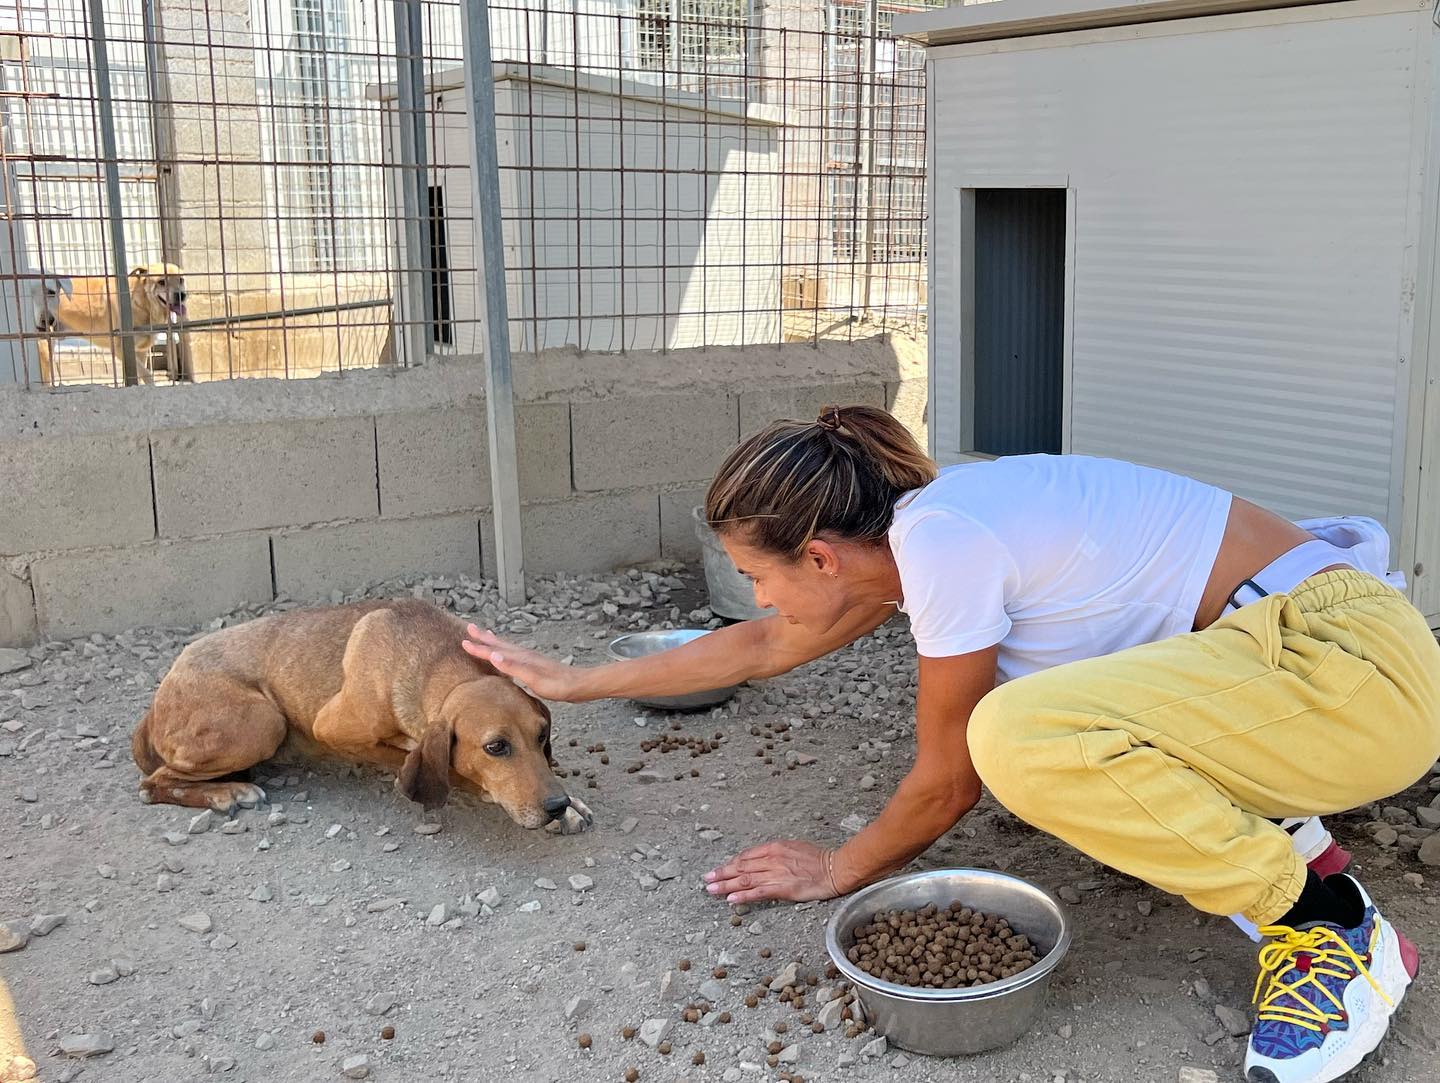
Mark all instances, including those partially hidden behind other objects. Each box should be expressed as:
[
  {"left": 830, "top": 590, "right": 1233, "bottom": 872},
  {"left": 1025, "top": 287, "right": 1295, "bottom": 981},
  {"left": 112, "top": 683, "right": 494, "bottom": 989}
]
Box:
[{"left": 484, "top": 739, "right": 511, "bottom": 757}]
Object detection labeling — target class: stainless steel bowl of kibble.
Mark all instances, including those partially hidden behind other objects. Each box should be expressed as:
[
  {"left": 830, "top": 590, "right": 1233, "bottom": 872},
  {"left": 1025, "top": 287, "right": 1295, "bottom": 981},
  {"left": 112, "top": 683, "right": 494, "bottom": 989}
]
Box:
[
  {"left": 825, "top": 868, "right": 1072, "bottom": 1056},
  {"left": 606, "top": 629, "right": 740, "bottom": 710}
]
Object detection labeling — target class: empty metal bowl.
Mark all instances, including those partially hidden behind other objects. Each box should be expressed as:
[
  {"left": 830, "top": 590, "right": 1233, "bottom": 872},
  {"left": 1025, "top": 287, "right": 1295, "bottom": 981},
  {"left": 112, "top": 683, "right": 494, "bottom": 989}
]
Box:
[
  {"left": 825, "top": 868, "right": 1072, "bottom": 1056},
  {"left": 606, "top": 628, "right": 740, "bottom": 710}
]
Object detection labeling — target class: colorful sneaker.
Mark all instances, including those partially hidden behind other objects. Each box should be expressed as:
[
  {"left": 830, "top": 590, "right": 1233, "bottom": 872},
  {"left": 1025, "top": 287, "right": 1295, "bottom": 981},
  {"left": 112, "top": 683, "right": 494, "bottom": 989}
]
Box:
[{"left": 1244, "top": 876, "right": 1417, "bottom": 1083}]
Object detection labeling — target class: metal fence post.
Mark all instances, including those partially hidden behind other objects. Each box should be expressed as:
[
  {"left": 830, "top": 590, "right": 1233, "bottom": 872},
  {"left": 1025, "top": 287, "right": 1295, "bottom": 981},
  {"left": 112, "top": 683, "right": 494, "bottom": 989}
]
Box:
[
  {"left": 460, "top": 0, "right": 526, "bottom": 604},
  {"left": 87, "top": 0, "right": 140, "bottom": 386},
  {"left": 392, "top": 0, "right": 430, "bottom": 366}
]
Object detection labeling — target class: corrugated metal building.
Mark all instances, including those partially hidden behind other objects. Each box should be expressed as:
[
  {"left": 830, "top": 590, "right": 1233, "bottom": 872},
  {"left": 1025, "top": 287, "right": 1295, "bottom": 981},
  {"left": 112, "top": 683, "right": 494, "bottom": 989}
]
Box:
[{"left": 897, "top": 0, "right": 1440, "bottom": 626}]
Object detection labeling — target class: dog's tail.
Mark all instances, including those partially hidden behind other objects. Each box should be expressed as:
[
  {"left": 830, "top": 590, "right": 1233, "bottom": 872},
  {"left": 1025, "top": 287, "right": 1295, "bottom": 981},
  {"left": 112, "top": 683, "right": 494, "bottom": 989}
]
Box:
[{"left": 132, "top": 708, "right": 163, "bottom": 774}]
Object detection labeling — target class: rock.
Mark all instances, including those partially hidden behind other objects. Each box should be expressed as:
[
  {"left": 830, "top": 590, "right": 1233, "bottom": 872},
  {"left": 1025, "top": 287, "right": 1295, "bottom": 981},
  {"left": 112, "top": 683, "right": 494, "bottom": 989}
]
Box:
[
  {"left": 87, "top": 964, "right": 120, "bottom": 985},
  {"left": 210, "top": 933, "right": 238, "bottom": 951},
  {"left": 816, "top": 997, "right": 845, "bottom": 1031},
  {"left": 365, "top": 993, "right": 396, "bottom": 1016},
  {"left": 770, "top": 963, "right": 800, "bottom": 992},
  {"left": 1418, "top": 834, "right": 1440, "bottom": 867},
  {"left": 413, "top": 822, "right": 442, "bottom": 835},
  {"left": 30, "top": 913, "right": 65, "bottom": 936},
  {"left": 564, "top": 995, "right": 593, "bottom": 1021},
  {"left": 1214, "top": 1004, "right": 1250, "bottom": 1037},
  {"left": 0, "top": 648, "right": 31, "bottom": 674},
  {"left": 209, "top": 1055, "right": 236, "bottom": 1072},
  {"left": 653, "top": 860, "right": 682, "bottom": 881},
  {"left": 838, "top": 1052, "right": 858, "bottom": 1068},
  {"left": 1058, "top": 1024, "right": 1072, "bottom": 1039},
  {"left": 1404, "top": 872, "right": 1425, "bottom": 888},
  {"left": 1417, "top": 806, "right": 1440, "bottom": 830},
  {"left": 1177, "top": 1070, "right": 1220, "bottom": 1083},
  {"left": 255, "top": 1033, "right": 276, "bottom": 1051},
  {"left": 698, "top": 979, "right": 727, "bottom": 1002},
  {"left": 341, "top": 1053, "right": 371, "bottom": 1078},
  {"left": 188, "top": 810, "right": 214, "bottom": 834},
  {"left": 325, "top": 824, "right": 344, "bottom": 839},
  {"left": 58, "top": 1034, "right": 114, "bottom": 1058},
  {"left": 1136, "top": 901, "right": 1153, "bottom": 917},
  {"left": 517, "top": 900, "right": 541, "bottom": 913},
  {"left": 858, "top": 774, "right": 877, "bottom": 791},
  {"left": 157, "top": 873, "right": 177, "bottom": 893},
  {"left": 778, "top": 1044, "right": 801, "bottom": 1063},
  {"left": 724, "top": 1069, "right": 743, "bottom": 1082},
  {"left": 220, "top": 820, "right": 247, "bottom": 835},
  {"left": 1057, "top": 886, "right": 1081, "bottom": 905},
  {"left": 427, "top": 904, "right": 452, "bottom": 926},
  {"left": 619, "top": 817, "right": 639, "bottom": 834},
  {"left": 568, "top": 874, "right": 594, "bottom": 892},
  {"left": 366, "top": 897, "right": 406, "bottom": 913},
  {"left": 1382, "top": 805, "right": 1415, "bottom": 826},
  {"left": 248, "top": 884, "right": 273, "bottom": 902},
  {"left": 95, "top": 864, "right": 116, "bottom": 879},
  {"left": 639, "top": 1018, "right": 673, "bottom": 1048},
  {"left": 477, "top": 887, "right": 501, "bottom": 907},
  {"left": 534, "top": 878, "right": 558, "bottom": 891},
  {"left": 0, "top": 920, "right": 29, "bottom": 952},
  {"left": 178, "top": 912, "right": 213, "bottom": 934},
  {"left": 890, "top": 1053, "right": 908, "bottom": 1068},
  {"left": 840, "top": 813, "right": 868, "bottom": 833},
  {"left": 860, "top": 1035, "right": 888, "bottom": 1059},
  {"left": 1373, "top": 825, "right": 1399, "bottom": 847},
  {"left": 162, "top": 831, "right": 189, "bottom": 846},
  {"left": 636, "top": 770, "right": 665, "bottom": 784}
]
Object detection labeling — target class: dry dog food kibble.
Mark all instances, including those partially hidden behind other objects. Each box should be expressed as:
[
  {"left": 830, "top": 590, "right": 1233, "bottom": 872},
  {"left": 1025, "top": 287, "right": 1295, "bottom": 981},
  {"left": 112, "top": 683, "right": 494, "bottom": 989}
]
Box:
[
  {"left": 692, "top": 1052, "right": 706, "bottom": 1066},
  {"left": 847, "top": 901, "right": 1041, "bottom": 989},
  {"left": 578, "top": 1034, "right": 592, "bottom": 1049},
  {"left": 621, "top": 1026, "right": 637, "bottom": 1040},
  {"left": 624, "top": 1069, "right": 639, "bottom": 1083},
  {"left": 380, "top": 1026, "right": 395, "bottom": 1040},
  {"left": 311, "top": 1031, "right": 325, "bottom": 1044}
]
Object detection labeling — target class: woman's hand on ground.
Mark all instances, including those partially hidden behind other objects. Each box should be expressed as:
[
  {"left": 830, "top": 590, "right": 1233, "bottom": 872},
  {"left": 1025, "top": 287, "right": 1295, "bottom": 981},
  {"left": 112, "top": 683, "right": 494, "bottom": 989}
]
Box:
[
  {"left": 462, "top": 626, "right": 584, "bottom": 701},
  {"left": 704, "top": 840, "right": 840, "bottom": 904}
]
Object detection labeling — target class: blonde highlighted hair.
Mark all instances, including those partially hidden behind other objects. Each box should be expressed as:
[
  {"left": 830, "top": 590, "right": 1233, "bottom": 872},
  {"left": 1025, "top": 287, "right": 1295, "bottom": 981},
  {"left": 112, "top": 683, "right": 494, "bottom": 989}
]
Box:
[{"left": 704, "top": 405, "right": 937, "bottom": 559}]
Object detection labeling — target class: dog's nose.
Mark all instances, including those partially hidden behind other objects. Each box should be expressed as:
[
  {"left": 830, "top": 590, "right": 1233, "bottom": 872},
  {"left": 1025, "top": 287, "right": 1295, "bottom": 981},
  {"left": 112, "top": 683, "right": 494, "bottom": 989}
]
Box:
[{"left": 542, "top": 794, "right": 572, "bottom": 821}]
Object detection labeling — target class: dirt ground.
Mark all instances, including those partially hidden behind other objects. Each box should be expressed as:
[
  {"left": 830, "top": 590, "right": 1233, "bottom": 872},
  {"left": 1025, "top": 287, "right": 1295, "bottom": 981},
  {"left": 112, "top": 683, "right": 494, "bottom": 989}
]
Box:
[{"left": 3, "top": 563, "right": 1439, "bottom": 1083}]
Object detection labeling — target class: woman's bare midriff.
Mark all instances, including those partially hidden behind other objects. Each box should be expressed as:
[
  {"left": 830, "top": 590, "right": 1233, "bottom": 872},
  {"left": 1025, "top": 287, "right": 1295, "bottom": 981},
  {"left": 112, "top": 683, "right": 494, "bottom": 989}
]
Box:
[{"left": 1192, "top": 497, "right": 1348, "bottom": 631}]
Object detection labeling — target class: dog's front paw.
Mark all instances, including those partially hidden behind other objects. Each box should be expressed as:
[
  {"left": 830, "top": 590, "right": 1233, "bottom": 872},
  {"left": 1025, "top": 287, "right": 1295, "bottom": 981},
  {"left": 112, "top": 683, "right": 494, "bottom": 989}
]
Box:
[{"left": 549, "top": 797, "right": 593, "bottom": 835}]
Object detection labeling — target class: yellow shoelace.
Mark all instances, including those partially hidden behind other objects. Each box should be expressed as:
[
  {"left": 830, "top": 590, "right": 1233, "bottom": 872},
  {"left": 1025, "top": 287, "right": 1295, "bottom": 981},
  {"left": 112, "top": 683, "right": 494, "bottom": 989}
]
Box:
[{"left": 1252, "top": 923, "right": 1390, "bottom": 1033}]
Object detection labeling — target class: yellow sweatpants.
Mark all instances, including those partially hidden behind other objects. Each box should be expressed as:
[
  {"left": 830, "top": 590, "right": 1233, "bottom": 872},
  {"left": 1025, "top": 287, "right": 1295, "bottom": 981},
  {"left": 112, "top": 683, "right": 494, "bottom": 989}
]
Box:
[{"left": 967, "top": 570, "right": 1440, "bottom": 925}]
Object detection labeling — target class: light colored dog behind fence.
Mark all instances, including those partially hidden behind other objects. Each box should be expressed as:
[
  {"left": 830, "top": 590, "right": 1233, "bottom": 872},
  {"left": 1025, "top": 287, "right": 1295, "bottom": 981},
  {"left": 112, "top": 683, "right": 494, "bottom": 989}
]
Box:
[{"left": 31, "top": 262, "right": 187, "bottom": 386}]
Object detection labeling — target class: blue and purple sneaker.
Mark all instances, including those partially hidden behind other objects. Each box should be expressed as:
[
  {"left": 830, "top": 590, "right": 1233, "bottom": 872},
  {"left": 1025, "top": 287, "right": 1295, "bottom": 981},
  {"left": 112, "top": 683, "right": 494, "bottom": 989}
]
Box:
[{"left": 1244, "top": 876, "right": 1419, "bottom": 1083}]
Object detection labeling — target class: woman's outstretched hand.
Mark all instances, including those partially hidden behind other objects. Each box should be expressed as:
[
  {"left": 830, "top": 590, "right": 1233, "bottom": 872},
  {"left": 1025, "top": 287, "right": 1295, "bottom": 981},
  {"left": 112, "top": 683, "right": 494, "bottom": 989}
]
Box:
[
  {"left": 704, "top": 840, "right": 843, "bottom": 904},
  {"left": 462, "top": 626, "right": 586, "bottom": 702}
]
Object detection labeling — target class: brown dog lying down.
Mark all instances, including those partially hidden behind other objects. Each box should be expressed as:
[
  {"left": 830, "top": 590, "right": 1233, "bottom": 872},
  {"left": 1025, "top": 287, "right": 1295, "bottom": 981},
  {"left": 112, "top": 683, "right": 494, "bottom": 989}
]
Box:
[{"left": 132, "top": 599, "right": 592, "bottom": 833}]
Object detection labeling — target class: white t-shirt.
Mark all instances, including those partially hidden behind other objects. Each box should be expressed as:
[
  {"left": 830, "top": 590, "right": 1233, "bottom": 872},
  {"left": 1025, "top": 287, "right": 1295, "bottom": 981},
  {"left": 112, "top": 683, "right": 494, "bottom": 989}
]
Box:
[{"left": 889, "top": 454, "right": 1233, "bottom": 684}]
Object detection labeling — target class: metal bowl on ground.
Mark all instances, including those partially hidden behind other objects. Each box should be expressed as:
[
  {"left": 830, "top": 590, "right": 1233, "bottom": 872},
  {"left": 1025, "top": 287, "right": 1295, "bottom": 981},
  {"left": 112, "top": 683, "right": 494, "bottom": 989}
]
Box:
[
  {"left": 825, "top": 868, "right": 1072, "bottom": 1056},
  {"left": 606, "top": 629, "right": 739, "bottom": 710}
]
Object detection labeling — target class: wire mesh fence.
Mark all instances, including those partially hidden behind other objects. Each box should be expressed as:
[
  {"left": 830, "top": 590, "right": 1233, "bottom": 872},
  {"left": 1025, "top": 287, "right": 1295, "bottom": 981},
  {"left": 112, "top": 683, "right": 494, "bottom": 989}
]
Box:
[{"left": 0, "top": 0, "right": 941, "bottom": 389}]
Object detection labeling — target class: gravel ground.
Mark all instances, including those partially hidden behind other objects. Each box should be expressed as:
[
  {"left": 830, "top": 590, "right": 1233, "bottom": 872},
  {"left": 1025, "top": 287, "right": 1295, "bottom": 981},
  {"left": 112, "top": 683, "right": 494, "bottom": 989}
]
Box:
[{"left": 2, "top": 563, "right": 1439, "bottom": 1083}]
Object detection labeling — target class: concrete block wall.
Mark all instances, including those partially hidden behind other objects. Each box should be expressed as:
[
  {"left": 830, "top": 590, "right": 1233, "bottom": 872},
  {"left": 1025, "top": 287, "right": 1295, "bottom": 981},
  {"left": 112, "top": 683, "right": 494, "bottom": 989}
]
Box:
[{"left": 1, "top": 343, "right": 927, "bottom": 645}]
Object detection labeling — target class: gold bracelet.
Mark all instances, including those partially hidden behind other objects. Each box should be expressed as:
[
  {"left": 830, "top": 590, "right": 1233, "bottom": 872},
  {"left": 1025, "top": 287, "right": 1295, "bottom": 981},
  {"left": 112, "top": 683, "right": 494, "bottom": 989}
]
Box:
[{"left": 824, "top": 848, "right": 842, "bottom": 898}]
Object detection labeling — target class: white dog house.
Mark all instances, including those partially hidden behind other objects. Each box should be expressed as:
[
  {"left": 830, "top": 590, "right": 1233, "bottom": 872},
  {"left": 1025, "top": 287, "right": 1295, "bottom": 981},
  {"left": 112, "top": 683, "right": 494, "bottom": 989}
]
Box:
[
  {"left": 376, "top": 64, "right": 783, "bottom": 358},
  {"left": 897, "top": 0, "right": 1440, "bottom": 625}
]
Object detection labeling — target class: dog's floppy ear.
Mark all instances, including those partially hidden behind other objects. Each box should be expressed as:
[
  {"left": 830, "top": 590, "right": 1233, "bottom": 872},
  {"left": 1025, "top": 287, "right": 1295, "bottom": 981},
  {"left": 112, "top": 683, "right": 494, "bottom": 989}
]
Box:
[
  {"left": 397, "top": 717, "right": 454, "bottom": 810},
  {"left": 528, "top": 693, "right": 554, "bottom": 764}
]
